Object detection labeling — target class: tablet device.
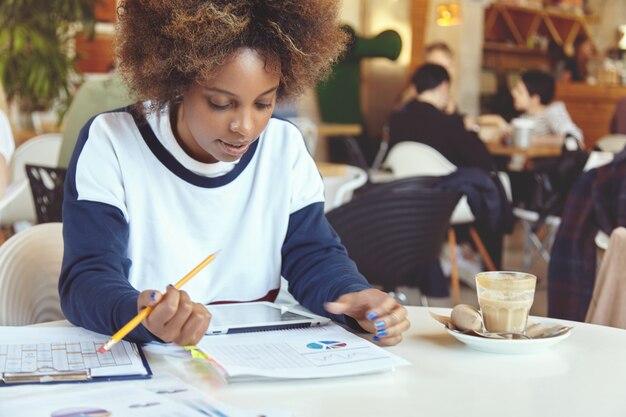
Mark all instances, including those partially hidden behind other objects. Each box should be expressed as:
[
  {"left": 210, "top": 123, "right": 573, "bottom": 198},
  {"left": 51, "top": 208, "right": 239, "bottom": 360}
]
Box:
[{"left": 205, "top": 301, "right": 330, "bottom": 335}]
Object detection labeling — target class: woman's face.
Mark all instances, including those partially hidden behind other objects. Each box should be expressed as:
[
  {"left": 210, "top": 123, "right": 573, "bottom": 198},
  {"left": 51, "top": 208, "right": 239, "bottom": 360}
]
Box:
[{"left": 176, "top": 48, "right": 281, "bottom": 163}]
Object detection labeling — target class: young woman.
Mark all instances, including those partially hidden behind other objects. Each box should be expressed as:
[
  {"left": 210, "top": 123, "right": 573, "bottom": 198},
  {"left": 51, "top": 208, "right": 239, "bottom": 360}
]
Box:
[{"left": 60, "top": 0, "right": 410, "bottom": 347}]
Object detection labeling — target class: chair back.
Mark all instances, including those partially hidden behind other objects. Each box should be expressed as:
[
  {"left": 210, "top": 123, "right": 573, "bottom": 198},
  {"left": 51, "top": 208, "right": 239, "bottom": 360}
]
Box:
[
  {"left": 326, "top": 177, "right": 460, "bottom": 292},
  {"left": 26, "top": 165, "right": 67, "bottom": 223},
  {"left": 383, "top": 141, "right": 477, "bottom": 224},
  {"left": 9, "top": 133, "right": 62, "bottom": 183},
  {"left": 0, "top": 134, "right": 62, "bottom": 225},
  {"left": 0, "top": 222, "right": 64, "bottom": 325},
  {"left": 595, "top": 134, "right": 626, "bottom": 154},
  {"left": 383, "top": 142, "right": 457, "bottom": 178},
  {"left": 321, "top": 164, "right": 368, "bottom": 212}
]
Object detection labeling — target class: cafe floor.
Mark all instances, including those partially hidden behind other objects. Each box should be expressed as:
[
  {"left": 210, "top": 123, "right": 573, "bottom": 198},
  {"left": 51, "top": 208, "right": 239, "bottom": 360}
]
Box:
[{"left": 400, "top": 221, "right": 549, "bottom": 317}]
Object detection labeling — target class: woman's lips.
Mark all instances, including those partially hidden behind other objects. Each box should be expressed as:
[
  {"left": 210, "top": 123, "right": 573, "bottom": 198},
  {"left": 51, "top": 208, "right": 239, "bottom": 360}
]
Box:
[{"left": 218, "top": 139, "right": 250, "bottom": 157}]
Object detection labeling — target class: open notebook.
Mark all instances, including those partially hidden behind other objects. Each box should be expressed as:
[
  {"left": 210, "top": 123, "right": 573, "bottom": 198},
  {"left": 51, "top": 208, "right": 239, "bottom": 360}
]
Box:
[
  {"left": 198, "top": 323, "right": 409, "bottom": 381},
  {"left": 0, "top": 326, "right": 151, "bottom": 385}
]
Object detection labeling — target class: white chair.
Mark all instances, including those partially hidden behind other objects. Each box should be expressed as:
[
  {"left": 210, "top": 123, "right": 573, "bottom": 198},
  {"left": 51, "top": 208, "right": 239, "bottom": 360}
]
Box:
[
  {"left": 319, "top": 163, "right": 368, "bottom": 212},
  {"left": 383, "top": 142, "right": 505, "bottom": 303},
  {"left": 0, "top": 222, "right": 64, "bottom": 325},
  {"left": 0, "top": 133, "right": 62, "bottom": 225},
  {"left": 595, "top": 134, "right": 626, "bottom": 153}
]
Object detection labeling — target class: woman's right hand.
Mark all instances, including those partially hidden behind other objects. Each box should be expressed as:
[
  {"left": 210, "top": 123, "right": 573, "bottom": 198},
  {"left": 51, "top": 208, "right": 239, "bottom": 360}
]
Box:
[{"left": 137, "top": 286, "right": 211, "bottom": 345}]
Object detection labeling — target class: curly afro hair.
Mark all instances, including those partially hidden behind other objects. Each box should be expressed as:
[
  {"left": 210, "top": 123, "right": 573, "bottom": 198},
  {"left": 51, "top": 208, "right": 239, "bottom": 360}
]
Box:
[{"left": 116, "top": 0, "right": 348, "bottom": 109}]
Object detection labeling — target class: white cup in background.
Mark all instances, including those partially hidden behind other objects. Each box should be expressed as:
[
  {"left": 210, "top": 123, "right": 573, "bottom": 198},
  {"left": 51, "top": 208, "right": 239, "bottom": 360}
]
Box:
[{"left": 511, "top": 118, "right": 535, "bottom": 148}]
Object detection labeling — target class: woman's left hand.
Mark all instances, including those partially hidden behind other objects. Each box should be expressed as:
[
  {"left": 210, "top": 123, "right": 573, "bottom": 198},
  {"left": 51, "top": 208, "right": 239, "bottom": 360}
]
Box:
[{"left": 325, "top": 288, "right": 410, "bottom": 346}]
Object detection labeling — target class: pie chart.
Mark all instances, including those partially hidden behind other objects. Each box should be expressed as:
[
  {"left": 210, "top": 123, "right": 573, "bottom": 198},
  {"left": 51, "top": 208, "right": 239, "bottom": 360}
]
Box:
[{"left": 306, "top": 340, "right": 347, "bottom": 350}]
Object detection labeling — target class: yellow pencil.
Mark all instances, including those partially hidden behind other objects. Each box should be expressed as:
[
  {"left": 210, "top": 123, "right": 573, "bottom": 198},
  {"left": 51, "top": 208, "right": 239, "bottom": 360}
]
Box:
[{"left": 98, "top": 251, "right": 220, "bottom": 353}]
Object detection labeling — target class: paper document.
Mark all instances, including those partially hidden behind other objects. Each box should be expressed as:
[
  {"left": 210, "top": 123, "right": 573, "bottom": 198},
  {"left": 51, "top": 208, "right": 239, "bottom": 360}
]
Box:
[
  {"left": 198, "top": 323, "right": 409, "bottom": 381},
  {"left": 0, "top": 373, "right": 285, "bottom": 417},
  {"left": 0, "top": 326, "right": 150, "bottom": 385}
]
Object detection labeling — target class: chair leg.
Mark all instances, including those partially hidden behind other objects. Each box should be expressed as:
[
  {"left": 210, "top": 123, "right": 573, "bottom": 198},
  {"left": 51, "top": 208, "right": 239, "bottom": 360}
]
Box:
[
  {"left": 448, "top": 228, "right": 461, "bottom": 305},
  {"left": 469, "top": 226, "right": 496, "bottom": 271},
  {"left": 521, "top": 219, "right": 533, "bottom": 270}
]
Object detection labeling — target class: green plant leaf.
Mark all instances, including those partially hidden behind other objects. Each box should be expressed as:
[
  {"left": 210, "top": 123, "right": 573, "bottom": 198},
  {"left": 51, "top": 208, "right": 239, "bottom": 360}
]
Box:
[{"left": 0, "top": 0, "right": 97, "bottom": 114}]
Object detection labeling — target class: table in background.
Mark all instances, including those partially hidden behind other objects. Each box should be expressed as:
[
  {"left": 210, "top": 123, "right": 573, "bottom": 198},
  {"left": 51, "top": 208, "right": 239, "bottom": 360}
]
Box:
[
  {"left": 486, "top": 142, "right": 561, "bottom": 159},
  {"left": 317, "top": 123, "right": 362, "bottom": 138},
  {"left": 14, "top": 307, "right": 626, "bottom": 416},
  {"left": 486, "top": 141, "right": 562, "bottom": 173}
]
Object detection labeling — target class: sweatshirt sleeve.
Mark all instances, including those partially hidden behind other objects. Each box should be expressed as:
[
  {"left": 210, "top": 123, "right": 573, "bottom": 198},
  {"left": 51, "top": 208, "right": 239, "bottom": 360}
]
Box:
[
  {"left": 59, "top": 114, "right": 156, "bottom": 343},
  {"left": 281, "top": 202, "right": 372, "bottom": 323},
  {"left": 279, "top": 128, "right": 371, "bottom": 323}
]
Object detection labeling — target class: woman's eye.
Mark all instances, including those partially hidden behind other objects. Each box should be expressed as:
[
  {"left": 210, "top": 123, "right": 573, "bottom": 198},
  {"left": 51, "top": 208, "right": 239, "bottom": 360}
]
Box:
[
  {"left": 255, "top": 103, "right": 273, "bottom": 110},
  {"left": 209, "top": 101, "right": 231, "bottom": 110}
]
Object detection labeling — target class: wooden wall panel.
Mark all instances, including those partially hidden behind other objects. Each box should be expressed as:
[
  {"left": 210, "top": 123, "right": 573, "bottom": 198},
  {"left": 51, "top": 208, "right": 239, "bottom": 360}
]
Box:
[
  {"left": 95, "top": 0, "right": 117, "bottom": 22},
  {"left": 75, "top": 33, "right": 115, "bottom": 73},
  {"left": 410, "top": 0, "right": 430, "bottom": 72},
  {"left": 556, "top": 82, "right": 626, "bottom": 148}
]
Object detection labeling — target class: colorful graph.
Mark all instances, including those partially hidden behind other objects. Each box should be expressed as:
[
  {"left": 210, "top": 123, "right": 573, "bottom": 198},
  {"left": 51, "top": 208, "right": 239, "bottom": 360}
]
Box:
[{"left": 306, "top": 340, "right": 347, "bottom": 350}]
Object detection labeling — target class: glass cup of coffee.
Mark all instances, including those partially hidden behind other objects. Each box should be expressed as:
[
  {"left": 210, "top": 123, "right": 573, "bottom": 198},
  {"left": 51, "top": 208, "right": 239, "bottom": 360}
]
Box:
[{"left": 475, "top": 271, "right": 537, "bottom": 334}]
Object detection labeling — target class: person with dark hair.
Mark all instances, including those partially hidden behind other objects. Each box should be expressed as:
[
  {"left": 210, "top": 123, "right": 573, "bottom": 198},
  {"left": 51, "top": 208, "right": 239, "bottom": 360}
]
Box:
[
  {"left": 388, "top": 64, "right": 511, "bottom": 274},
  {"left": 519, "top": 70, "right": 556, "bottom": 104},
  {"left": 396, "top": 42, "right": 459, "bottom": 111},
  {"left": 59, "top": 0, "right": 410, "bottom": 347},
  {"left": 388, "top": 63, "right": 493, "bottom": 172},
  {"left": 482, "top": 70, "right": 583, "bottom": 149},
  {"left": 511, "top": 69, "right": 583, "bottom": 148},
  {"left": 425, "top": 42, "right": 455, "bottom": 82}
]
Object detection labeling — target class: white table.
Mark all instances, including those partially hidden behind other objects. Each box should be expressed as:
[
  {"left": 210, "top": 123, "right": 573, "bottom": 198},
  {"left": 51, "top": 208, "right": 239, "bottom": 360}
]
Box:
[
  {"left": 6, "top": 307, "right": 626, "bottom": 416},
  {"left": 149, "top": 306, "right": 626, "bottom": 417}
]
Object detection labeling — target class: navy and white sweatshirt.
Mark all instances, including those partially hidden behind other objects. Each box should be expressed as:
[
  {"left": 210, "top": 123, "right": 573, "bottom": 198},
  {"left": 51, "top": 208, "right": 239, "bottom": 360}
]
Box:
[{"left": 59, "top": 104, "right": 371, "bottom": 343}]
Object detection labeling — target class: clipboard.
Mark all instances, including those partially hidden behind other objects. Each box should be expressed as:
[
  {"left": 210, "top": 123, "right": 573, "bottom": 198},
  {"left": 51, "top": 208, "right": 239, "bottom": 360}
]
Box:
[{"left": 0, "top": 326, "right": 152, "bottom": 386}]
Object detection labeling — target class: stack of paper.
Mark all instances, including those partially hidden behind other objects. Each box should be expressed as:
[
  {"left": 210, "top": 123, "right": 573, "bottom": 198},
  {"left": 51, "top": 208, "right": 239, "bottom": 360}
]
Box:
[
  {"left": 0, "top": 326, "right": 150, "bottom": 385},
  {"left": 0, "top": 373, "right": 288, "bottom": 417},
  {"left": 198, "top": 323, "right": 409, "bottom": 381}
]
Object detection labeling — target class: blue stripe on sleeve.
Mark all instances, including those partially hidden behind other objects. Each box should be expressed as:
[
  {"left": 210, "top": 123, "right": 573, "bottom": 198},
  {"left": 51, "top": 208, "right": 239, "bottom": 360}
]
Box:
[
  {"left": 59, "top": 114, "right": 156, "bottom": 343},
  {"left": 281, "top": 202, "right": 371, "bottom": 323}
]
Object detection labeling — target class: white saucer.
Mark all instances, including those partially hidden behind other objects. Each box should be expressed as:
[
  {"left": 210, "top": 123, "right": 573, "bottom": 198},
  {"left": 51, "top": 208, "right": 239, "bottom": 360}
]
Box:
[{"left": 446, "top": 325, "right": 572, "bottom": 354}]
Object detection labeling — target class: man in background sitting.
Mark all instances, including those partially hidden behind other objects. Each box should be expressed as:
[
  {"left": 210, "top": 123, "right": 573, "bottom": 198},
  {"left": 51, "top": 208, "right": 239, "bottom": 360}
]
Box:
[
  {"left": 388, "top": 63, "right": 494, "bottom": 172},
  {"left": 387, "top": 64, "right": 512, "bottom": 271}
]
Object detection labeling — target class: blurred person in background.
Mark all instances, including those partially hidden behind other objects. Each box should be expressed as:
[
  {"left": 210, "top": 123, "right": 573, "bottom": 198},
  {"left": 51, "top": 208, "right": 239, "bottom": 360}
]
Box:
[
  {"left": 480, "top": 70, "right": 583, "bottom": 149},
  {"left": 0, "top": 85, "right": 15, "bottom": 197},
  {"left": 388, "top": 63, "right": 493, "bottom": 172}
]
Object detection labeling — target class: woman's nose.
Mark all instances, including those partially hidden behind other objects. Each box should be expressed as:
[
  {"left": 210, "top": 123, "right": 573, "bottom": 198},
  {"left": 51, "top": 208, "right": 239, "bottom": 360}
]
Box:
[{"left": 230, "top": 112, "right": 252, "bottom": 135}]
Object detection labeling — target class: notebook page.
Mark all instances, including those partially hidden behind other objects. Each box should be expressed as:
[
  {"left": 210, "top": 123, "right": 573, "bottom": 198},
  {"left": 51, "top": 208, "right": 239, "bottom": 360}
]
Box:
[
  {"left": 197, "top": 323, "right": 409, "bottom": 380},
  {"left": 0, "top": 326, "right": 148, "bottom": 379}
]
